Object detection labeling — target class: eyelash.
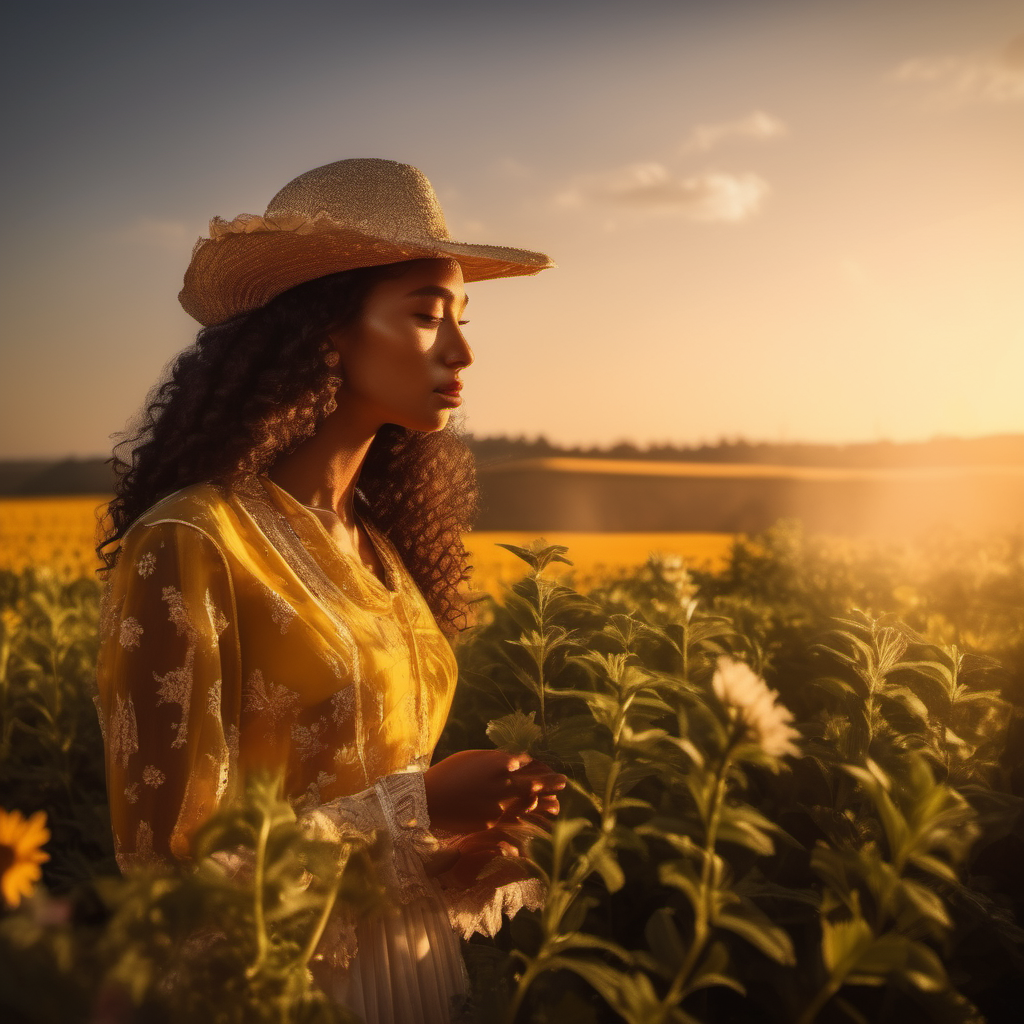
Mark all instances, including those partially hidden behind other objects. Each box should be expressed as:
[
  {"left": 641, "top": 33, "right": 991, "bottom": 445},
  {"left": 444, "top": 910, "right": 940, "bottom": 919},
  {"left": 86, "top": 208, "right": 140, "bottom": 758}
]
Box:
[{"left": 416, "top": 314, "right": 470, "bottom": 327}]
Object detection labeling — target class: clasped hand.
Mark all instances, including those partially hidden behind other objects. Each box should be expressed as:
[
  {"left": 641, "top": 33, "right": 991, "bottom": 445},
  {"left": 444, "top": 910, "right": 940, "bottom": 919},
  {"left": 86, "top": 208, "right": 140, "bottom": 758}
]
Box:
[{"left": 422, "top": 749, "right": 566, "bottom": 885}]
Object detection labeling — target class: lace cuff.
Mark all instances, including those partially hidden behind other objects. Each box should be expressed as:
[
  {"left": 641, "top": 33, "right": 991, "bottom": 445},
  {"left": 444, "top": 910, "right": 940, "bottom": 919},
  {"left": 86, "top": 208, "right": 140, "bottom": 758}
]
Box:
[
  {"left": 437, "top": 870, "right": 546, "bottom": 941},
  {"left": 300, "top": 770, "right": 438, "bottom": 902},
  {"left": 431, "top": 827, "right": 547, "bottom": 941},
  {"left": 299, "top": 770, "right": 442, "bottom": 970},
  {"left": 300, "top": 772, "right": 547, "bottom": 958}
]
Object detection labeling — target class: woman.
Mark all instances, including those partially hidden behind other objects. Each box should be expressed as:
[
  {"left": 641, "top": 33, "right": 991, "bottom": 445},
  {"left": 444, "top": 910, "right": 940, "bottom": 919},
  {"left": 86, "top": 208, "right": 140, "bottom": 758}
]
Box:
[{"left": 94, "top": 158, "right": 564, "bottom": 1023}]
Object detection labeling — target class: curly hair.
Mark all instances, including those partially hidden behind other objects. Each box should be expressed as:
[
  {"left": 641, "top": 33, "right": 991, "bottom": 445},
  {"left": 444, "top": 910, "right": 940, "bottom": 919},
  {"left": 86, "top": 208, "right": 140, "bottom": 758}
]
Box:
[{"left": 97, "top": 263, "right": 479, "bottom": 637}]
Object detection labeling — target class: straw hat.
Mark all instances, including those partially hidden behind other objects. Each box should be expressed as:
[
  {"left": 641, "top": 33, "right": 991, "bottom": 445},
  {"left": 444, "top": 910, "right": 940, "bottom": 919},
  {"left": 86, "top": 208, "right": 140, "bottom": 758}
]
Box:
[{"left": 179, "top": 157, "right": 554, "bottom": 325}]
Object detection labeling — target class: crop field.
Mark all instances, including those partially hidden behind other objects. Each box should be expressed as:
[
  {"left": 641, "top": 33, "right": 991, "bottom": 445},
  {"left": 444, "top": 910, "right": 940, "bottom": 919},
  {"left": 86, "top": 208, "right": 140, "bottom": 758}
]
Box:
[
  {"left": 0, "top": 496, "right": 736, "bottom": 588},
  {"left": 1, "top": 496, "right": 1022, "bottom": 1023}
]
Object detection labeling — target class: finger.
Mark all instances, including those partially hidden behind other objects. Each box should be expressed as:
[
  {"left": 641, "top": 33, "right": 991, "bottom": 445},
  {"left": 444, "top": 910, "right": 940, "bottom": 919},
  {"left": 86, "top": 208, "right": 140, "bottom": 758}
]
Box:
[
  {"left": 505, "top": 752, "right": 534, "bottom": 772},
  {"left": 510, "top": 775, "right": 565, "bottom": 801},
  {"left": 509, "top": 764, "right": 567, "bottom": 790},
  {"left": 501, "top": 793, "right": 539, "bottom": 817}
]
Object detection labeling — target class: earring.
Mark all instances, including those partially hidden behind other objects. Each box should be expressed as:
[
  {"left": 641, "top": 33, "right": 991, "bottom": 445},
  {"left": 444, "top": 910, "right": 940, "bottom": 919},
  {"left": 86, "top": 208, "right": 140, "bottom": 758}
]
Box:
[{"left": 324, "top": 350, "right": 340, "bottom": 368}]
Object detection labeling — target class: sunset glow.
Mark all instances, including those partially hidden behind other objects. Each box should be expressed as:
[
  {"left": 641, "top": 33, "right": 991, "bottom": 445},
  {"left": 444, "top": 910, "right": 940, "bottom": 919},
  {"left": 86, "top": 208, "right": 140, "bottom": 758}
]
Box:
[{"left": 1, "top": 0, "right": 1021, "bottom": 457}]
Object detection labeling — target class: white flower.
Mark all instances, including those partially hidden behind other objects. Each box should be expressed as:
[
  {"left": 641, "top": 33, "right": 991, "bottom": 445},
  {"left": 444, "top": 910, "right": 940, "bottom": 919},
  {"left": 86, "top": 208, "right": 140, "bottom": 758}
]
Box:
[{"left": 712, "top": 656, "right": 801, "bottom": 759}]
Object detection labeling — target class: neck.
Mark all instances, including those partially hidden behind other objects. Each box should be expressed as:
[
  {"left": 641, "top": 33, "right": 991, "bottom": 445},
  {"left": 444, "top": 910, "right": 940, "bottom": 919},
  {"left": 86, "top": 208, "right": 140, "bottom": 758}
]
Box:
[{"left": 266, "top": 404, "right": 378, "bottom": 525}]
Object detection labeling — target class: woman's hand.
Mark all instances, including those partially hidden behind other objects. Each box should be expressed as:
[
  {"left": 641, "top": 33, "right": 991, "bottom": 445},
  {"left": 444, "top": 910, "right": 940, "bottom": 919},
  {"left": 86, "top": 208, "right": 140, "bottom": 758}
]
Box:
[
  {"left": 423, "top": 749, "right": 566, "bottom": 835},
  {"left": 425, "top": 825, "right": 536, "bottom": 887}
]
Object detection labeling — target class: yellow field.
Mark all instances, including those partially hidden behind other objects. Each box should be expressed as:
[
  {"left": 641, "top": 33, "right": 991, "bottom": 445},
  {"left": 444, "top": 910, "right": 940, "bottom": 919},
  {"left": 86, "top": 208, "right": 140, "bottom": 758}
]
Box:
[
  {"left": 463, "top": 531, "right": 734, "bottom": 593},
  {"left": 0, "top": 496, "right": 736, "bottom": 588},
  {"left": 0, "top": 495, "right": 111, "bottom": 578}
]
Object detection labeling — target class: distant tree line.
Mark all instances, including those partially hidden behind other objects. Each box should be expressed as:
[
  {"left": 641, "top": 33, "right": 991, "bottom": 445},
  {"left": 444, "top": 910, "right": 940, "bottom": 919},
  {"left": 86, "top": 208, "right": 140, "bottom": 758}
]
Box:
[
  {"left": 2, "top": 433, "right": 1024, "bottom": 495},
  {"left": 468, "top": 432, "right": 1024, "bottom": 469}
]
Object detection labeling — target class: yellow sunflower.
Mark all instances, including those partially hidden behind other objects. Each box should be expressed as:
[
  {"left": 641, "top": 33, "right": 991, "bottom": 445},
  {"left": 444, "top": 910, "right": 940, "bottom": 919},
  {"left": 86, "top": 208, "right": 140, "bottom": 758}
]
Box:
[{"left": 0, "top": 808, "right": 51, "bottom": 908}]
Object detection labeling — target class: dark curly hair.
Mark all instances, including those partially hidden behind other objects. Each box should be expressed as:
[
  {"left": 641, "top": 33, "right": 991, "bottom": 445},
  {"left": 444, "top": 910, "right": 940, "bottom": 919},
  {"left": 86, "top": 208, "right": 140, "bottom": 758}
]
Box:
[{"left": 97, "top": 262, "right": 479, "bottom": 637}]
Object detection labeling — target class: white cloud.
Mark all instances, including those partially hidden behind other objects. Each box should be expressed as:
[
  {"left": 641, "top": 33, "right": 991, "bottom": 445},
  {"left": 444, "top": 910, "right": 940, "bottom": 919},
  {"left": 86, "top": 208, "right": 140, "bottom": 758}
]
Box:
[
  {"left": 895, "top": 33, "right": 1024, "bottom": 104},
  {"left": 681, "top": 110, "right": 788, "bottom": 153},
  {"left": 556, "top": 162, "right": 769, "bottom": 224}
]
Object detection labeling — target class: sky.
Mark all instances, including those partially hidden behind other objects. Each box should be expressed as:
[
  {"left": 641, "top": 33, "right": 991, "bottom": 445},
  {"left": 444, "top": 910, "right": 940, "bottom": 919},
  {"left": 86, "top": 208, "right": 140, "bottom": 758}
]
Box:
[{"left": 1, "top": 0, "right": 1022, "bottom": 458}]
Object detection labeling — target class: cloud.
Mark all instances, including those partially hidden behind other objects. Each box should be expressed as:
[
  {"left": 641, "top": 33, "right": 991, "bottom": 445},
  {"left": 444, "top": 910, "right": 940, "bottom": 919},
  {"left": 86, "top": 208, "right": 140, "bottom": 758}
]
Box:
[
  {"left": 895, "top": 33, "right": 1024, "bottom": 104},
  {"left": 556, "top": 162, "right": 769, "bottom": 224},
  {"left": 681, "top": 111, "right": 788, "bottom": 153}
]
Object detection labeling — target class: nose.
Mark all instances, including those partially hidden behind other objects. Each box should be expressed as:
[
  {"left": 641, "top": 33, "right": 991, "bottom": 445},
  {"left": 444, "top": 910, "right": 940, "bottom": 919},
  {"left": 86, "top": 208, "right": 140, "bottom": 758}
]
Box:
[{"left": 442, "top": 321, "right": 474, "bottom": 370}]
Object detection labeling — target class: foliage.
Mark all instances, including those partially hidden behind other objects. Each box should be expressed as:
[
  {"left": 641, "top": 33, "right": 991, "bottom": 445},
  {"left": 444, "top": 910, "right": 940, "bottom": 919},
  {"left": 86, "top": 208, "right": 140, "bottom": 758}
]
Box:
[
  {"left": 444, "top": 535, "right": 1023, "bottom": 1024},
  {"left": 2, "top": 523, "right": 1024, "bottom": 1023},
  {"left": 0, "top": 771, "right": 374, "bottom": 1024}
]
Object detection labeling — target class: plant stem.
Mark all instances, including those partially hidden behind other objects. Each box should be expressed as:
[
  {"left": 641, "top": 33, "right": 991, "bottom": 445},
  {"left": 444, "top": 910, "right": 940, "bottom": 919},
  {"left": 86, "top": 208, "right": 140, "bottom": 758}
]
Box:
[
  {"left": 796, "top": 976, "right": 843, "bottom": 1024},
  {"left": 246, "top": 810, "right": 272, "bottom": 978},
  {"left": 297, "top": 869, "right": 343, "bottom": 968},
  {"left": 661, "top": 739, "right": 735, "bottom": 1011},
  {"left": 506, "top": 960, "right": 542, "bottom": 1024}
]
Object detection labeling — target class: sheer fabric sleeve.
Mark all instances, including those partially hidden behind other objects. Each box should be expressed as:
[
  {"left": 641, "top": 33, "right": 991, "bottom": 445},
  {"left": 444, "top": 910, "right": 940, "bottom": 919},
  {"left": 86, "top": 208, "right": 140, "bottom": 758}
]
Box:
[{"left": 96, "top": 520, "right": 240, "bottom": 870}]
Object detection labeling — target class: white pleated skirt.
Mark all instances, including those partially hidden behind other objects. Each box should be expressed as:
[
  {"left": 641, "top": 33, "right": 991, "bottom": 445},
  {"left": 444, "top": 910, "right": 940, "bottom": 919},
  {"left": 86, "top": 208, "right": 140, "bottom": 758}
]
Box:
[{"left": 316, "top": 894, "right": 470, "bottom": 1024}]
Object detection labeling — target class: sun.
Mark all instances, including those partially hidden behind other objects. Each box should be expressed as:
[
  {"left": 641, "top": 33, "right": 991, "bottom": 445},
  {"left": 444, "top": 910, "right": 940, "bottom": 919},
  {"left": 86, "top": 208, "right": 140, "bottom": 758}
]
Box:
[{"left": 0, "top": 808, "right": 51, "bottom": 908}]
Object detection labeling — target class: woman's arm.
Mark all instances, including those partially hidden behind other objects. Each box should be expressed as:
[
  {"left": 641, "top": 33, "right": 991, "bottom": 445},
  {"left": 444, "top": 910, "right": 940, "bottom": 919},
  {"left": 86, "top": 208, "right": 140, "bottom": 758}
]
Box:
[{"left": 96, "top": 520, "right": 240, "bottom": 869}]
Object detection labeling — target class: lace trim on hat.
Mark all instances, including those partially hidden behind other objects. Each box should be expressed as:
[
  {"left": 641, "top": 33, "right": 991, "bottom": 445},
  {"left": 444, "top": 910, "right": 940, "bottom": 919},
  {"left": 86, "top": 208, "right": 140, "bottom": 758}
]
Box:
[{"left": 199, "top": 211, "right": 553, "bottom": 264}]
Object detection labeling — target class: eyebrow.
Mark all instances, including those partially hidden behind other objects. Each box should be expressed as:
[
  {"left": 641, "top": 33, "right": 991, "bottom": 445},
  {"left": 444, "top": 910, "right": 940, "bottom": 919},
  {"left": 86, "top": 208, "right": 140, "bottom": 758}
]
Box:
[{"left": 406, "top": 284, "right": 469, "bottom": 310}]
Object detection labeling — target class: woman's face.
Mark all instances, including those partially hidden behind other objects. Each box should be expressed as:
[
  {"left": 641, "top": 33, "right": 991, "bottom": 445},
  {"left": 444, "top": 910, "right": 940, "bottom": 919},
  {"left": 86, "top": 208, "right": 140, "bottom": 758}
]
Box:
[{"left": 328, "top": 258, "right": 473, "bottom": 434}]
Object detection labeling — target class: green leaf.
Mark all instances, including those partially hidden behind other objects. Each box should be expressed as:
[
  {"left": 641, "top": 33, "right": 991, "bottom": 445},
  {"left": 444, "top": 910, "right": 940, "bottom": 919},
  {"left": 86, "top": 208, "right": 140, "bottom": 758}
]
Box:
[
  {"left": 821, "top": 914, "right": 873, "bottom": 975},
  {"left": 495, "top": 542, "right": 540, "bottom": 570},
  {"left": 551, "top": 931, "right": 632, "bottom": 962},
  {"left": 659, "top": 859, "right": 702, "bottom": 916},
  {"left": 685, "top": 940, "right": 746, "bottom": 997},
  {"left": 486, "top": 710, "right": 544, "bottom": 754},
  {"left": 897, "top": 878, "right": 951, "bottom": 930},
  {"left": 580, "top": 748, "right": 614, "bottom": 797},
  {"left": 644, "top": 907, "right": 686, "bottom": 972},
  {"left": 714, "top": 899, "right": 796, "bottom": 965},
  {"left": 587, "top": 835, "right": 626, "bottom": 893}
]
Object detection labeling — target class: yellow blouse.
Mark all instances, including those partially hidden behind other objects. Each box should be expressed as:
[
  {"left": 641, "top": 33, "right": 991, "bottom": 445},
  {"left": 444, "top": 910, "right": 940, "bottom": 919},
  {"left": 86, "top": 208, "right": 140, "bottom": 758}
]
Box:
[{"left": 95, "top": 474, "right": 458, "bottom": 869}]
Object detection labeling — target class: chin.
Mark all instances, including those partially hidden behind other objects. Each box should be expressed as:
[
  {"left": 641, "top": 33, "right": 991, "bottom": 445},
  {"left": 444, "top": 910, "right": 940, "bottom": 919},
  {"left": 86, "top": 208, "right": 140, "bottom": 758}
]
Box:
[{"left": 390, "top": 411, "right": 451, "bottom": 434}]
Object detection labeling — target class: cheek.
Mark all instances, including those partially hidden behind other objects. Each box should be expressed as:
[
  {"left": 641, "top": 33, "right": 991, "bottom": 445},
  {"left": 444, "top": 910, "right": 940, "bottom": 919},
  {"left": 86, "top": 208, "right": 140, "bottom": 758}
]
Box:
[{"left": 346, "top": 333, "right": 432, "bottom": 396}]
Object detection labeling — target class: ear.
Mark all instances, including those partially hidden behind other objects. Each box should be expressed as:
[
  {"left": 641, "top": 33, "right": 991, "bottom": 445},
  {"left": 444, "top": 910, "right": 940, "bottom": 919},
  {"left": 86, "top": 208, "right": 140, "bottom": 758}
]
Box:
[{"left": 324, "top": 327, "right": 350, "bottom": 367}]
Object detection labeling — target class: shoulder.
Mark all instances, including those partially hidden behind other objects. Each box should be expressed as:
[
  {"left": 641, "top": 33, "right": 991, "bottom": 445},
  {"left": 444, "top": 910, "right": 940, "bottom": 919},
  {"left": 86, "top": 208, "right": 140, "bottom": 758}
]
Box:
[{"left": 123, "top": 482, "right": 237, "bottom": 555}]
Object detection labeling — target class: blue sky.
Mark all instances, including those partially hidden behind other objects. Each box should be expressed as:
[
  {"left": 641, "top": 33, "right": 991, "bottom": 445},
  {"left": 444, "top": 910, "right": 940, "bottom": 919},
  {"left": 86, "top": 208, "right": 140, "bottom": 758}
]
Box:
[{"left": 2, "top": 0, "right": 1022, "bottom": 457}]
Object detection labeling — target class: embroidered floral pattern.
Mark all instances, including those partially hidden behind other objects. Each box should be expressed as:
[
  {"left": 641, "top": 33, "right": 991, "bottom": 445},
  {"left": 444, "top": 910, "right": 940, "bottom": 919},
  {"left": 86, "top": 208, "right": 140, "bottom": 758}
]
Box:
[
  {"left": 331, "top": 686, "right": 356, "bottom": 724},
  {"left": 119, "top": 616, "right": 143, "bottom": 650},
  {"left": 207, "top": 677, "right": 222, "bottom": 719},
  {"left": 204, "top": 589, "right": 230, "bottom": 639},
  {"left": 125, "top": 783, "right": 139, "bottom": 805},
  {"left": 334, "top": 744, "right": 359, "bottom": 769},
  {"left": 154, "top": 666, "right": 193, "bottom": 749},
  {"left": 154, "top": 585, "right": 199, "bottom": 748},
  {"left": 142, "top": 765, "right": 166, "bottom": 787},
  {"left": 291, "top": 718, "right": 329, "bottom": 761},
  {"left": 136, "top": 551, "right": 157, "bottom": 578},
  {"left": 266, "top": 588, "right": 296, "bottom": 634},
  {"left": 111, "top": 693, "right": 138, "bottom": 770},
  {"left": 135, "top": 821, "right": 154, "bottom": 861},
  {"left": 98, "top": 585, "right": 121, "bottom": 640},
  {"left": 244, "top": 669, "right": 300, "bottom": 722},
  {"left": 226, "top": 723, "right": 240, "bottom": 765}
]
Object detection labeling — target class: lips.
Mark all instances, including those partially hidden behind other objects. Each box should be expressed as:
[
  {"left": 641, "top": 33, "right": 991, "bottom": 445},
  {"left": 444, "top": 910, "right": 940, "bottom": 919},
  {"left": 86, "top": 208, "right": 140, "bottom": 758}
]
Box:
[{"left": 434, "top": 382, "right": 463, "bottom": 396}]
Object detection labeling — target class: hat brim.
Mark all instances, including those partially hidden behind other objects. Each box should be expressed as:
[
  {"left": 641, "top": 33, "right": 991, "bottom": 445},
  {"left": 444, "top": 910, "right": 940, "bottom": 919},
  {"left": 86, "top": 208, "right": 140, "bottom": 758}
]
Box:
[{"left": 179, "top": 221, "right": 554, "bottom": 326}]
